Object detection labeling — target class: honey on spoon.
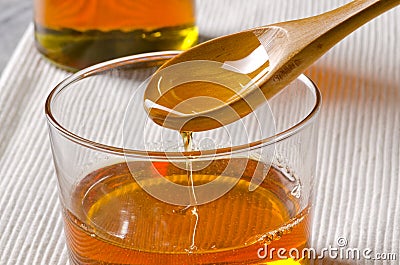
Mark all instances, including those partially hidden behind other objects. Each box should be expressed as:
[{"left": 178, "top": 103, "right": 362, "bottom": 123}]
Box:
[{"left": 144, "top": 0, "right": 399, "bottom": 132}]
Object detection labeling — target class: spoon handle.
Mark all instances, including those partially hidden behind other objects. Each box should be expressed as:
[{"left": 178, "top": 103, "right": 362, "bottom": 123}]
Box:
[
  {"left": 259, "top": 0, "right": 399, "bottom": 99},
  {"left": 294, "top": 0, "right": 399, "bottom": 46}
]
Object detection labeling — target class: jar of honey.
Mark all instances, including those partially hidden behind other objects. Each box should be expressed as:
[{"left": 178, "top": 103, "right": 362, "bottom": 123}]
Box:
[{"left": 34, "top": 0, "right": 198, "bottom": 71}]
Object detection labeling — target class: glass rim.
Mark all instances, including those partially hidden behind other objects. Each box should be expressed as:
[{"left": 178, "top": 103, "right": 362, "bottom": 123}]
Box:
[{"left": 45, "top": 51, "right": 321, "bottom": 159}]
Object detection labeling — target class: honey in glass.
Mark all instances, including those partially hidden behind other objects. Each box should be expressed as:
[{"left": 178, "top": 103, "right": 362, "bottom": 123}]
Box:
[{"left": 34, "top": 0, "right": 198, "bottom": 70}]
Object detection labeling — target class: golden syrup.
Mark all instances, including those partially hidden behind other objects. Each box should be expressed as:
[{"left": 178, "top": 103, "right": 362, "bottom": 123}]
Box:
[{"left": 64, "top": 159, "right": 310, "bottom": 264}]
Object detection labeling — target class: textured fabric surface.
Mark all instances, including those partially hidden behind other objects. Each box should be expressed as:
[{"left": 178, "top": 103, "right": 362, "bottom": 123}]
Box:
[{"left": 0, "top": 1, "right": 399, "bottom": 264}]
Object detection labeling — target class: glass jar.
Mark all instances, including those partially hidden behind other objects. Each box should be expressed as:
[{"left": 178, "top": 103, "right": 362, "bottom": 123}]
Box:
[{"left": 34, "top": 0, "right": 198, "bottom": 71}]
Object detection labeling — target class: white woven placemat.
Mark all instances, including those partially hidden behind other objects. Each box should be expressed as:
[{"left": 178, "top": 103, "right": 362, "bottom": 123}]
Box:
[{"left": 0, "top": 1, "right": 399, "bottom": 264}]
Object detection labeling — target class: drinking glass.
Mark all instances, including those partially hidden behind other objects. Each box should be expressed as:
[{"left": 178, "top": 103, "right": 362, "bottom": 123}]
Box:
[{"left": 45, "top": 51, "right": 321, "bottom": 264}]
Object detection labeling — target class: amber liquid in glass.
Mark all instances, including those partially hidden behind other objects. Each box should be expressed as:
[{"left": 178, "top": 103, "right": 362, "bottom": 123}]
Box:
[
  {"left": 64, "top": 158, "right": 310, "bottom": 264},
  {"left": 34, "top": 0, "right": 198, "bottom": 70}
]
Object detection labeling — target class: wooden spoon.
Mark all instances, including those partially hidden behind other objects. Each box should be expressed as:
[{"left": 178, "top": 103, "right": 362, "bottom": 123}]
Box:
[{"left": 144, "top": 0, "right": 399, "bottom": 132}]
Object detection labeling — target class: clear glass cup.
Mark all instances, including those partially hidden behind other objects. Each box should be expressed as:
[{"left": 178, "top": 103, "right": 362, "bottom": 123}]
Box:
[{"left": 45, "top": 51, "right": 321, "bottom": 265}]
